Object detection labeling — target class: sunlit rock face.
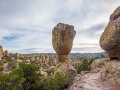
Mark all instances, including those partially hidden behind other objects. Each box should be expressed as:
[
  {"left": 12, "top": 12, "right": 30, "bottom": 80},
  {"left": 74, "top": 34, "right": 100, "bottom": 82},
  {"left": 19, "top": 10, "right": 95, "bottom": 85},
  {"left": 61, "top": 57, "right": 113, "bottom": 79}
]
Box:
[
  {"left": 0, "top": 46, "right": 4, "bottom": 56},
  {"left": 16, "top": 53, "right": 19, "bottom": 60},
  {"left": 52, "top": 23, "right": 76, "bottom": 62},
  {"left": 100, "top": 6, "right": 120, "bottom": 60}
]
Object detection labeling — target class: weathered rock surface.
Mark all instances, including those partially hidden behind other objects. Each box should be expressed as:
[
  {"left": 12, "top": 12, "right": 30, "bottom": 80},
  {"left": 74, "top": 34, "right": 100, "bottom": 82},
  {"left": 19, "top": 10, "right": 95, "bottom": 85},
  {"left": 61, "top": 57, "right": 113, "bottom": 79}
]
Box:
[
  {"left": 69, "top": 59, "right": 120, "bottom": 90},
  {"left": 52, "top": 23, "right": 76, "bottom": 62},
  {"left": 100, "top": 6, "right": 120, "bottom": 59},
  {"left": 91, "top": 58, "right": 109, "bottom": 70},
  {"left": 57, "top": 62, "right": 76, "bottom": 82},
  {"left": 91, "top": 59, "right": 120, "bottom": 86},
  {"left": 101, "top": 60, "right": 120, "bottom": 86}
]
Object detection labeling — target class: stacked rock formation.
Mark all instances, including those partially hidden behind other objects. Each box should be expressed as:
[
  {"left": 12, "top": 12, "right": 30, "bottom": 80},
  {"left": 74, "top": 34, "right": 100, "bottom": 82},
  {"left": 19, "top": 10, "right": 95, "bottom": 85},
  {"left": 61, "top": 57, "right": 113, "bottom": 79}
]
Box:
[
  {"left": 52, "top": 23, "right": 76, "bottom": 62},
  {"left": 52, "top": 23, "right": 76, "bottom": 81},
  {"left": 100, "top": 6, "right": 120, "bottom": 60}
]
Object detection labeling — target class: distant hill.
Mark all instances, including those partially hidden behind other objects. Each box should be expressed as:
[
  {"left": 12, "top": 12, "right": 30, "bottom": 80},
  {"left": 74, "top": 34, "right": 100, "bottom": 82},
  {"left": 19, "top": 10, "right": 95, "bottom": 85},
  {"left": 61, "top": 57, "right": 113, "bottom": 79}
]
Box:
[{"left": 28, "top": 52, "right": 107, "bottom": 59}]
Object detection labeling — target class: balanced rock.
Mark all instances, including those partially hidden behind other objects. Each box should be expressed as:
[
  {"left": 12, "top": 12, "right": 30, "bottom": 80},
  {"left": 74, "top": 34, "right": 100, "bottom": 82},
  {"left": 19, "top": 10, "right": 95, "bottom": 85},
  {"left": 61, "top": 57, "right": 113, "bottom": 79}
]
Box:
[
  {"left": 52, "top": 23, "right": 76, "bottom": 62},
  {"left": 100, "top": 6, "right": 120, "bottom": 60},
  {"left": 52, "top": 23, "right": 76, "bottom": 82}
]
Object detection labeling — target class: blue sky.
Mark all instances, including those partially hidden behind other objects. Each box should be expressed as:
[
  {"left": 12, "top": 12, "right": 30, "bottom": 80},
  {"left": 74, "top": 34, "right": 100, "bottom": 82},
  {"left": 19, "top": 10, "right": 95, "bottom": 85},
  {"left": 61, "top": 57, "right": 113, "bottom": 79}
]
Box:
[{"left": 0, "top": 0, "right": 119, "bottom": 53}]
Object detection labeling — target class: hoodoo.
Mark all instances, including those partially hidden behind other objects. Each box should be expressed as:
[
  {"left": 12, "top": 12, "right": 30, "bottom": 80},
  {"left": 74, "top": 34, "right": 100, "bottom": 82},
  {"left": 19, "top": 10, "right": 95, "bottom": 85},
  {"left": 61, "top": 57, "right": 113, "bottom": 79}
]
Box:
[{"left": 52, "top": 23, "right": 76, "bottom": 81}]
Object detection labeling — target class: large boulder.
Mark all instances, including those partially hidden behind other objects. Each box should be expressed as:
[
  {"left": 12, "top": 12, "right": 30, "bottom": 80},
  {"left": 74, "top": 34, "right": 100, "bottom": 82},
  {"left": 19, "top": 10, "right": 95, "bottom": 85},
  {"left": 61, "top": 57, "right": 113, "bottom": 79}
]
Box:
[{"left": 100, "top": 6, "right": 120, "bottom": 60}]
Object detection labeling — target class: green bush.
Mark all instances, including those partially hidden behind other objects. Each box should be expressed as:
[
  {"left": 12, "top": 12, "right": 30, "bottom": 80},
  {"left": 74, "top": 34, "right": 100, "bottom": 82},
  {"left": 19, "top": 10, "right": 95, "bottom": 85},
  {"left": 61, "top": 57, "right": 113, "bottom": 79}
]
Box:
[
  {"left": 0, "top": 66, "right": 3, "bottom": 72},
  {"left": 76, "top": 58, "right": 95, "bottom": 74},
  {"left": 0, "top": 61, "right": 3, "bottom": 66},
  {"left": 0, "top": 61, "right": 3, "bottom": 72},
  {"left": 0, "top": 72, "right": 25, "bottom": 90},
  {"left": 14, "top": 63, "right": 41, "bottom": 90},
  {"left": 0, "top": 62, "right": 41, "bottom": 90},
  {"left": 43, "top": 72, "right": 69, "bottom": 90},
  {"left": 5, "top": 56, "right": 12, "bottom": 61},
  {"left": 0, "top": 62, "right": 70, "bottom": 90},
  {"left": 8, "top": 61, "right": 17, "bottom": 69}
]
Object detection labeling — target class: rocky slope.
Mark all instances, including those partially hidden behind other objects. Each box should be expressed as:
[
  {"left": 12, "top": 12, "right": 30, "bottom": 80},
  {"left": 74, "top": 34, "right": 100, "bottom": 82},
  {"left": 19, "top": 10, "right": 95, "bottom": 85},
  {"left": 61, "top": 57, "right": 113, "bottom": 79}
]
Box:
[{"left": 69, "top": 58, "right": 120, "bottom": 90}]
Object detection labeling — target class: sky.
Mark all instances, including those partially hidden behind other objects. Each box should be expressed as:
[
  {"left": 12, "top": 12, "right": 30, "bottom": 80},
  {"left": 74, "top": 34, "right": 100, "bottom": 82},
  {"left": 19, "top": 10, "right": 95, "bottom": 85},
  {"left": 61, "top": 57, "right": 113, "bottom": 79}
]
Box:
[{"left": 0, "top": 0, "right": 119, "bottom": 53}]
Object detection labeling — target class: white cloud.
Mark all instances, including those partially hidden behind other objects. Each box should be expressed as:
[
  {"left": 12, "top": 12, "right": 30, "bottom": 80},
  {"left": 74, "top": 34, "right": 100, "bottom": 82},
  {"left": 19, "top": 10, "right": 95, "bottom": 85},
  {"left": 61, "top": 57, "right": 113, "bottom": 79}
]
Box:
[{"left": 0, "top": 0, "right": 119, "bottom": 53}]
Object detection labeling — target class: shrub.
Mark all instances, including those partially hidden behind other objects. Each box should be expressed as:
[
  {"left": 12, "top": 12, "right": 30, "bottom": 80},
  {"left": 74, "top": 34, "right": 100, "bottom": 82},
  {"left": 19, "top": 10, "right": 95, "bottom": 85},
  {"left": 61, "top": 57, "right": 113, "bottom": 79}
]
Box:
[
  {"left": 76, "top": 58, "right": 95, "bottom": 74},
  {"left": 14, "top": 62, "right": 41, "bottom": 90},
  {"left": 0, "top": 66, "right": 3, "bottom": 72},
  {"left": 0, "top": 62, "right": 70, "bottom": 90},
  {"left": 0, "top": 61, "right": 3, "bottom": 66},
  {"left": 5, "top": 56, "right": 12, "bottom": 61},
  {"left": 0, "top": 62, "right": 41, "bottom": 90},
  {"left": 0, "top": 72, "right": 25, "bottom": 90},
  {"left": 8, "top": 61, "right": 17, "bottom": 69},
  {"left": 43, "top": 72, "right": 69, "bottom": 90}
]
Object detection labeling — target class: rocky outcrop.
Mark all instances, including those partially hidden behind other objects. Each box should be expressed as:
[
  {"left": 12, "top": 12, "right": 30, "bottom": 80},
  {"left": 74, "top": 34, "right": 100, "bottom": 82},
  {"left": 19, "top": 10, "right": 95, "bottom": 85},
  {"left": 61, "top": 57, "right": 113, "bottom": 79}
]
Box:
[
  {"left": 52, "top": 23, "right": 76, "bottom": 81},
  {"left": 69, "top": 58, "right": 120, "bottom": 90},
  {"left": 101, "top": 60, "right": 120, "bottom": 86},
  {"left": 57, "top": 62, "right": 76, "bottom": 81},
  {"left": 100, "top": 6, "right": 120, "bottom": 60},
  {"left": 91, "top": 58, "right": 120, "bottom": 86},
  {"left": 91, "top": 58, "right": 109, "bottom": 70}
]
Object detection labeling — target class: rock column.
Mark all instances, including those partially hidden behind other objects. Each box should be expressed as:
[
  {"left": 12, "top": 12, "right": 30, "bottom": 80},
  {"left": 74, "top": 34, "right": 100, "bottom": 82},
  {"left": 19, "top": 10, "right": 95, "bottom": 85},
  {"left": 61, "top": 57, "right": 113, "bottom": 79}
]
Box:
[{"left": 52, "top": 23, "right": 76, "bottom": 81}]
